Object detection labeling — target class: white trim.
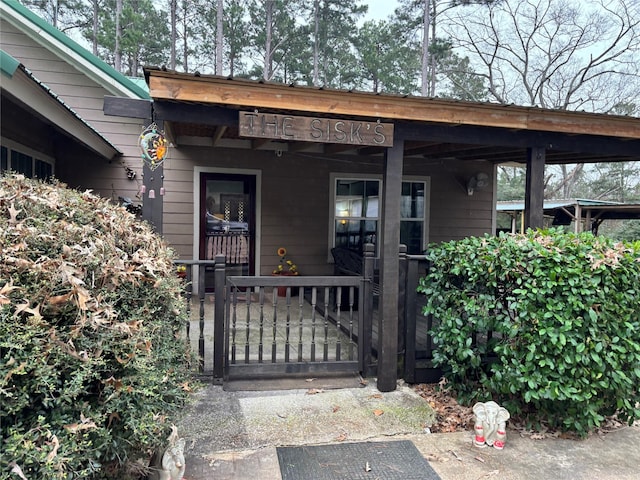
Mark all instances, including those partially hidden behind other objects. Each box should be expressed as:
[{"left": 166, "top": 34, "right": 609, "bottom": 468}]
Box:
[
  {"left": 1, "top": 67, "right": 120, "bottom": 159},
  {"left": 1, "top": 136, "right": 55, "bottom": 166},
  {"left": 404, "top": 175, "right": 431, "bottom": 250},
  {"left": 491, "top": 164, "right": 498, "bottom": 235},
  {"left": 193, "top": 166, "right": 262, "bottom": 294}
]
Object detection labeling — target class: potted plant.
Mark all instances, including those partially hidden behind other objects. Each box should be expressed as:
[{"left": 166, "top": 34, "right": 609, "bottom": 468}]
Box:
[{"left": 272, "top": 247, "right": 299, "bottom": 296}]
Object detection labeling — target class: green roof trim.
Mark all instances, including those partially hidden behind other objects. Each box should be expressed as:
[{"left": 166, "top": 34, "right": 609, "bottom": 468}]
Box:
[
  {"left": 2, "top": 0, "right": 149, "bottom": 99},
  {"left": 127, "top": 76, "right": 150, "bottom": 94},
  {"left": 1, "top": 49, "right": 20, "bottom": 77}
]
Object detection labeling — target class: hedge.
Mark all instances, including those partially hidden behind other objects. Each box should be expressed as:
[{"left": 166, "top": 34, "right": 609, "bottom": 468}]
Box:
[{"left": 418, "top": 229, "right": 640, "bottom": 436}]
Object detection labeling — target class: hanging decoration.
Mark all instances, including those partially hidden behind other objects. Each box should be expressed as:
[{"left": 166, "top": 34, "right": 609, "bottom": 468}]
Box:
[{"left": 139, "top": 123, "right": 168, "bottom": 171}]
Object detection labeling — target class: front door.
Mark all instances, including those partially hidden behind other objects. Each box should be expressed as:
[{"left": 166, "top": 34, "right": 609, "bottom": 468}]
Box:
[{"left": 200, "top": 173, "right": 256, "bottom": 289}]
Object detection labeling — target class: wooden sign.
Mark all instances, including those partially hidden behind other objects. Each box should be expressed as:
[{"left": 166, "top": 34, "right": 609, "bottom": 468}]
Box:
[{"left": 239, "top": 111, "right": 394, "bottom": 147}]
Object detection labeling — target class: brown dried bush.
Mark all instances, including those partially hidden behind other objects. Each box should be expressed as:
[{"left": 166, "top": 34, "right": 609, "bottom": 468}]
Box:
[{"left": 0, "top": 174, "right": 193, "bottom": 479}]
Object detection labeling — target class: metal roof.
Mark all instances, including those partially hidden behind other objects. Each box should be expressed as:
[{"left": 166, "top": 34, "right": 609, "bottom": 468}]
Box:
[
  {"left": 497, "top": 199, "right": 624, "bottom": 211},
  {"left": 143, "top": 67, "right": 640, "bottom": 165},
  {"left": 1, "top": 0, "right": 149, "bottom": 99},
  {"left": 1, "top": 49, "right": 121, "bottom": 159}
]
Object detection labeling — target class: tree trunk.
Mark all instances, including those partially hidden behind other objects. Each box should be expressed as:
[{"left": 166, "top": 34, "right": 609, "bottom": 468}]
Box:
[
  {"left": 216, "top": 0, "right": 224, "bottom": 75},
  {"left": 429, "top": 4, "right": 437, "bottom": 96},
  {"left": 170, "top": 0, "right": 177, "bottom": 70},
  {"left": 92, "top": 0, "right": 98, "bottom": 56},
  {"left": 421, "top": 0, "right": 430, "bottom": 96},
  {"left": 115, "top": 0, "right": 122, "bottom": 72},
  {"left": 312, "top": 0, "right": 320, "bottom": 86},
  {"left": 182, "top": 0, "right": 189, "bottom": 72},
  {"left": 264, "top": 0, "right": 274, "bottom": 81}
]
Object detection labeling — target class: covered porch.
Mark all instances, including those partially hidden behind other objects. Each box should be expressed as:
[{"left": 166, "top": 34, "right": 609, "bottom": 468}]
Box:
[{"left": 104, "top": 70, "right": 640, "bottom": 391}]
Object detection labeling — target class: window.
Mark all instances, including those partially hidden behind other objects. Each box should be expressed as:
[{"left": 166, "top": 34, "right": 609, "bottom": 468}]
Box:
[
  {"left": 331, "top": 175, "right": 430, "bottom": 256},
  {"left": 1, "top": 146, "right": 7, "bottom": 172},
  {"left": 11, "top": 150, "right": 33, "bottom": 177},
  {"left": 0, "top": 139, "right": 54, "bottom": 180},
  {"left": 400, "top": 180, "right": 428, "bottom": 254},
  {"left": 334, "top": 178, "right": 380, "bottom": 253}
]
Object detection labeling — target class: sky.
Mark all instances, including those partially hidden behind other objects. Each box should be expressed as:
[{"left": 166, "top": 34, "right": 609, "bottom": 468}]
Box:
[{"left": 362, "top": 0, "right": 400, "bottom": 21}]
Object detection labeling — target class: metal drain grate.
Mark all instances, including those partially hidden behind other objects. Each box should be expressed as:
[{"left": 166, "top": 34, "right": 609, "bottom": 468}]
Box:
[{"left": 277, "top": 440, "right": 441, "bottom": 480}]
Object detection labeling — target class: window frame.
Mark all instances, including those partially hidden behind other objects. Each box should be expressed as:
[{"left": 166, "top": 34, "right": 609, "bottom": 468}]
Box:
[
  {"left": 0, "top": 137, "right": 55, "bottom": 179},
  {"left": 329, "top": 173, "right": 430, "bottom": 260}
]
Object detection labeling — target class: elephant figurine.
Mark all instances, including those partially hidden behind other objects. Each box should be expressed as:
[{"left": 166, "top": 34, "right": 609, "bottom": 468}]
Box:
[
  {"left": 148, "top": 425, "right": 185, "bottom": 480},
  {"left": 473, "top": 401, "right": 510, "bottom": 449}
]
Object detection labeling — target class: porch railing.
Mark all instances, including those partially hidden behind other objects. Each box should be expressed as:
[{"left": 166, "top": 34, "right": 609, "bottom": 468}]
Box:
[
  {"left": 176, "top": 248, "right": 495, "bottom": 386},
  {"left": 174, "top": 253, "right": 376, "bottom": 384},
  {"left": 400, "top": 247, "right": 498, "bottom": 384}
]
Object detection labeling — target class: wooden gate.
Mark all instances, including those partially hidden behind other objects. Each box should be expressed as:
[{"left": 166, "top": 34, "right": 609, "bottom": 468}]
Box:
[
  {"left": 221, "top": 274, "right": 371, "bottom": 381},
  {"left": 177, "top": 254, "right": 377, "bottom": 384}
]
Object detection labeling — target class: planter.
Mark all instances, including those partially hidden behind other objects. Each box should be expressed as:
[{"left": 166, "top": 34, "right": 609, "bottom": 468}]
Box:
[{"left": 272, "top": 272, "right": 299, "bottom": 297}]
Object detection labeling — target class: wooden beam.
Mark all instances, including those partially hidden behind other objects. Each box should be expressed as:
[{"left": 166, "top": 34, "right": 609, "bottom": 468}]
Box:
[
  {"left": 397, "top": 122, "right": 640, "bottom": 160},
  {"left": 377, "top": 138, "right": 404, "bottom": 393},
  {"left": 212, "top": 125, "right": 227, "bottom": 145},
  {"left": 153, "top": 100, "right": 237, "bottom": 126},
  {"left": 524, "top": 147, "right": 545, "bottom": 229},
  {"left": 146, "top": 70, "right": 640, "bottom": 139},
  {"left": 103, "top": 95, "right": 151, "bottom": 118},
  {"left": 251, "top": 138, "right": 271, "bottom": 149},
  {"left": 287, "top": 141, "right": 316, "bottom": 153}
]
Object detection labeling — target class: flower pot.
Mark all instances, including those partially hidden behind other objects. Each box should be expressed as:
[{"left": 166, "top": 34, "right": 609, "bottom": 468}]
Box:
[{"left": 272, "top": 272, "right": 299, "bottom": 297}]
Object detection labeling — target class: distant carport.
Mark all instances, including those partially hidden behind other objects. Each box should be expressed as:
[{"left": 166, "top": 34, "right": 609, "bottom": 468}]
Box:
[{"left": 497, "top": 198, "right": 640, "bottom": 235}]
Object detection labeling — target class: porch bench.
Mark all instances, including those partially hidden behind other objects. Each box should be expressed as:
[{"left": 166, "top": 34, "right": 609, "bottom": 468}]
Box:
[{"left": 330, "top": 247, "right": 380, "bottom": 296}]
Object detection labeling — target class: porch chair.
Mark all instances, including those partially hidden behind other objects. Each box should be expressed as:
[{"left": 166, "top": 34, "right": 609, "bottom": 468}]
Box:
[{"left": 330, "top": 247, "right": 380, "bottom": 305}]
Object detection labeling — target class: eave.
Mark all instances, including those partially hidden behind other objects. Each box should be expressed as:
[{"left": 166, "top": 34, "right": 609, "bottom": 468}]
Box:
[
  {"left": 2, "top": 55, "right": 121, "bottom": 160},
  {"left": 146, "top": 69, "right": 640, "bottom": 140}
]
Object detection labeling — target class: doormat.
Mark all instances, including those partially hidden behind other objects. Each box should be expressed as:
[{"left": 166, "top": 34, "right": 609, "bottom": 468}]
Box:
[{"left": 277, "top": 440, "right": 441, "bottom": 480}]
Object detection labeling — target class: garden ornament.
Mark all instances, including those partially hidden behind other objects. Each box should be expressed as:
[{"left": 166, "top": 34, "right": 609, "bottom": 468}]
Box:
[
  {"left": 473, "top": 401, "right": 510, "bottom": 449},
  {"left": 139, "top": 122, "right": 168, "bottom": 171},
  {"left": 149, "top": 425, "right": 185, "bottom": 480}
]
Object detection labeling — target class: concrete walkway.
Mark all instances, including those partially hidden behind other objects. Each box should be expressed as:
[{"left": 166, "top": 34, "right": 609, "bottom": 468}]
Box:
[{"left": 176, "top": 379, "right": 640, "bottom": 480}]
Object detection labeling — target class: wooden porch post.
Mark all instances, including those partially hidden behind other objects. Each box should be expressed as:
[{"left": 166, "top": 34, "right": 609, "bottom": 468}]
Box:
[
  {"left": 213, "top": 254, "right": 226, "bottom": 383},
  {"left": 141, "top": 117, "right": 164, "bottom": 234},
  {"left": 141, "top": 163, "right": 164, "bottom": 234},
  {"left": 378, "top": 139, "right": 404, "bottom": 392},
  {"left": 524, "top": 147, "right": 545, "bottom": 230}
]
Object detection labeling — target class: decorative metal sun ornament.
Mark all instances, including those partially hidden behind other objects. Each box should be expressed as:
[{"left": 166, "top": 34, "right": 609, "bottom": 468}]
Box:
[{"left": 139, "top": 123, "right": 168, "bottom": 170}]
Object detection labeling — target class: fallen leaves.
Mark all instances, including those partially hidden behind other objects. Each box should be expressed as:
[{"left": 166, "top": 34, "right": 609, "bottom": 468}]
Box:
[
  {"left": 306, "top": 388, "right": 324, "bottom": 395},
  {"left": 7, "top": 201, "right": 21, "bottom": 223},
  {"left": 0, "top": 281, "right": 19, "bottom": 305},
  {"left": 414, "top": 381, "right": 474, "bottom": 433},
  {"left": 372, "top": 409, "right": 384, "bottom": 417}
]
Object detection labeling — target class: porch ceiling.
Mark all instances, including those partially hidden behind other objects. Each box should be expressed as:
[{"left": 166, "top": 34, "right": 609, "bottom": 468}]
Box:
[{"left": 141, "top": 68, "right": 640, "bottom": 166}]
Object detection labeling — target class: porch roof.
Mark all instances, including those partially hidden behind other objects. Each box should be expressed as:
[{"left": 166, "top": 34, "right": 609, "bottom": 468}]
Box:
[{"left": 142, "top": 67, "right": 640, "bottom": 165}]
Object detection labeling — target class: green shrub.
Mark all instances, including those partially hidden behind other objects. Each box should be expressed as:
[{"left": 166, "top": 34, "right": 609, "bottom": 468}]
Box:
[
  {"left": 418, "top": 229, "right": 640, "bottom": 436},
  {"left": 0, "top": 174, "right": 193, "bottom": 479}
]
